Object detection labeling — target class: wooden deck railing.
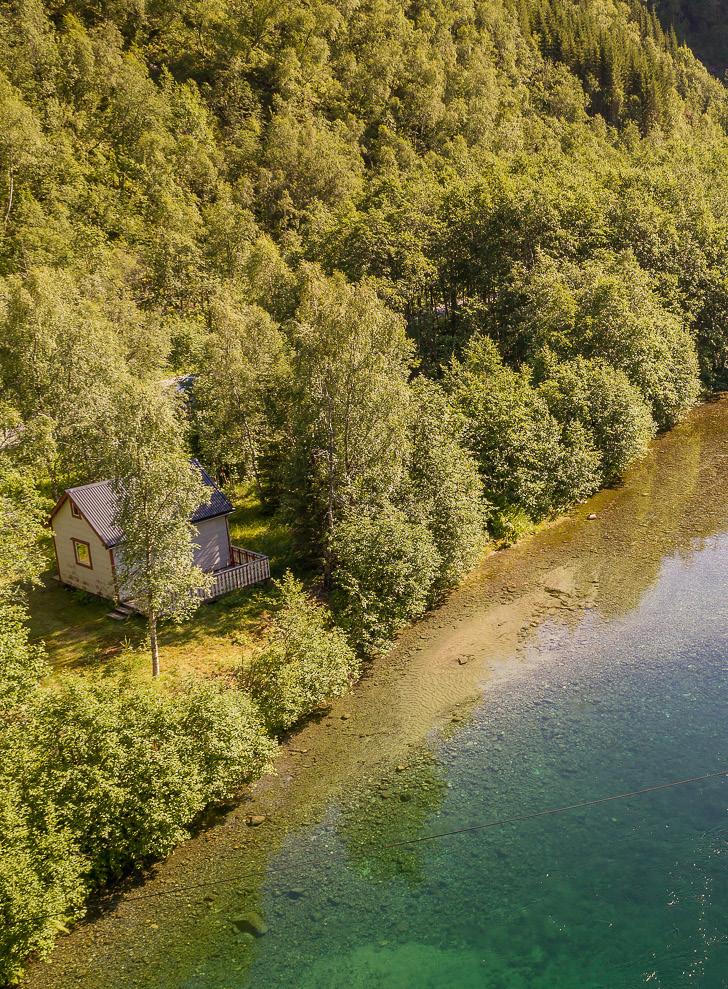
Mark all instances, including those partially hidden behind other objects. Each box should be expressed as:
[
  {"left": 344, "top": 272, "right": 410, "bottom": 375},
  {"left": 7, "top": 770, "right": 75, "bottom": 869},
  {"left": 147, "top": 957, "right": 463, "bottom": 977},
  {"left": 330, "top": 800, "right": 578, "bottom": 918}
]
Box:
[
  {"left": 201, "top": 546, "right": 270, "bottom": 600},
  {"left": 230, "top": 546, "right": 263, "bottom": 567}
]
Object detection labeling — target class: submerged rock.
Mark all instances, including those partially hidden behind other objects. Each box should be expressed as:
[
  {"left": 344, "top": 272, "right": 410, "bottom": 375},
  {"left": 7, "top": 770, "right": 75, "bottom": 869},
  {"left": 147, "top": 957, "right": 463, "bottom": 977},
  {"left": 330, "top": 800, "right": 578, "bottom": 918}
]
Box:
[{"left": 231, "top": 912, "right": 268, "bottom": 938}]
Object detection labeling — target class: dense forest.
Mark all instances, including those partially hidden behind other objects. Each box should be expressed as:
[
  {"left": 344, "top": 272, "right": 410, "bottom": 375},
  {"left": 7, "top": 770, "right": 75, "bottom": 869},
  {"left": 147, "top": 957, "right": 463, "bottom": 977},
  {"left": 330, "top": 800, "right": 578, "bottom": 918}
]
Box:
[{"left": 1, "top": 0, "right": 728, "bottom": 981}]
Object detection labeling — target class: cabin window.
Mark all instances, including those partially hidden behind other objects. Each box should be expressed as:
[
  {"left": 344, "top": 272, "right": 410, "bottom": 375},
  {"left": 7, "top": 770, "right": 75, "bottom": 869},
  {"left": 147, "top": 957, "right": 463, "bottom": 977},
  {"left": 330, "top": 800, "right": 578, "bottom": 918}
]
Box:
[
  {"left": 72, "top": 539, "right": 93, "bottom": 569},
  {"left": 70, "top": 501, "right": 81, "bottom": 519}
]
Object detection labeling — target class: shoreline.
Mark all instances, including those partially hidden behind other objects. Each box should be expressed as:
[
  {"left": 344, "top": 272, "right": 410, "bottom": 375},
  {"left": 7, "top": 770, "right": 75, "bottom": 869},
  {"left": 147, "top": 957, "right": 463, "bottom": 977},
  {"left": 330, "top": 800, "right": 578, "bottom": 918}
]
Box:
[{"left": 22, "top": 395, "right": 728, "bottom": 989}]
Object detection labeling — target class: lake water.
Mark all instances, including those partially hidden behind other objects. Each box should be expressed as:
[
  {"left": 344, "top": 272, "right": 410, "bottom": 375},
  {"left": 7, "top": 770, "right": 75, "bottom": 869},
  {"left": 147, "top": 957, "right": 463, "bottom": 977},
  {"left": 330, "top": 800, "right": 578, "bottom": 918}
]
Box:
[{"left": 26, "top": 398, "right": 728, "bottom": 989}]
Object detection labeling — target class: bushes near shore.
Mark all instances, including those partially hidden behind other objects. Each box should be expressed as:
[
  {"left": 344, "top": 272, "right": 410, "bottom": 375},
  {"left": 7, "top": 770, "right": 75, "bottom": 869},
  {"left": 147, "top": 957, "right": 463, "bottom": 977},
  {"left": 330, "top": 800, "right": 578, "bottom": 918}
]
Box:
[
  {"left": 242, "top": 573, "right": 359, "bottom": 732},
  {"left": 0, "top": 572, "right": 367, "bottom": 985},
  {"left": 0, "top": 600, "right": 277, "bottom": 985}
]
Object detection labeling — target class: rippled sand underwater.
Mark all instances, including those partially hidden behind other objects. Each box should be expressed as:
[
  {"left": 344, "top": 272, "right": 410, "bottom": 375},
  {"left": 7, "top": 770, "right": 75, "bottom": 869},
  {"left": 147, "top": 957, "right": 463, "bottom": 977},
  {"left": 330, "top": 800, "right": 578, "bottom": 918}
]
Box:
[{"left": 245, "top": 538, "right": 727, "bottom": 989}]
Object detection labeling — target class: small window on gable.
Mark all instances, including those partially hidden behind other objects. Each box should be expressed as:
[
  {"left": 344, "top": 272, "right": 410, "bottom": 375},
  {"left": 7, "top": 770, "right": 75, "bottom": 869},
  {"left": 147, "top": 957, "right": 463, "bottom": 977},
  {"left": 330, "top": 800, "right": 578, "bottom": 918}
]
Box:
[
  {"left": 73, "top": 539, "right": 93, "bottom": 569},
  {"left": 70, "top": 501, "right": 81, "bottom": 519}
]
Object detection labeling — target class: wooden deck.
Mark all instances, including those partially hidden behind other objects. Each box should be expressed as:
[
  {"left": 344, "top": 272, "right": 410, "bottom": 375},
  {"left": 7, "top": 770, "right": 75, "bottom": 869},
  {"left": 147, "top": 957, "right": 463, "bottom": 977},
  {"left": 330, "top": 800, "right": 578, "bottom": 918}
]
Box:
[
  {"left": 120, "top": 547, "right": 270, "bottom": 614},
  {"left": 199, "top": 546, "right": 270, "bottom": 600}
]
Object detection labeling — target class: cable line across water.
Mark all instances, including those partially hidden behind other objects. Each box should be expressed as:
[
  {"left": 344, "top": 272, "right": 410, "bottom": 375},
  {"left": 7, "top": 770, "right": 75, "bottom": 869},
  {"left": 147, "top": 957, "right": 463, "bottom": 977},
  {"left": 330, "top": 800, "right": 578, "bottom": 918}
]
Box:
[
  {"left": 382, "top": 768, "right": 728, "bottom": 848},
  {"left": 14, "top": 767, "right": 727, "bottom": 923}
]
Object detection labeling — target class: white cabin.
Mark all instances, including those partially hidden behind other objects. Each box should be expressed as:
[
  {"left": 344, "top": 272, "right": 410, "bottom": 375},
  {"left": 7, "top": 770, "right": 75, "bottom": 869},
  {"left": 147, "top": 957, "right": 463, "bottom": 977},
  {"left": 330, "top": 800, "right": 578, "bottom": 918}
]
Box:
[{"left": 49, "top": 460, "right": 269, "bottom": 604}]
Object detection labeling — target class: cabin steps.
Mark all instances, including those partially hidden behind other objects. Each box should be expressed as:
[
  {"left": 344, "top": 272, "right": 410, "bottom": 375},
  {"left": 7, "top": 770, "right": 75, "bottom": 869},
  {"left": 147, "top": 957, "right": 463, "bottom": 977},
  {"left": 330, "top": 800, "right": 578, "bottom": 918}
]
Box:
[{"left": 106, "top": 602, "right": 136, "bottom": 621}]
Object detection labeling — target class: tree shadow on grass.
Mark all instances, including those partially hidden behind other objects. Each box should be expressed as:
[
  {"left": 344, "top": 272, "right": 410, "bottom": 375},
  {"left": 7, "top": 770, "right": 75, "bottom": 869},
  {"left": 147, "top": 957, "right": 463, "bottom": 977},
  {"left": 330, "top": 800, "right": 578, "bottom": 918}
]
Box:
[
  {"left": 159, "top": 583, "right": 278, "bottom": 651},
  {"left": 27, "top": 576, "right": 136, "bottom": 673}
]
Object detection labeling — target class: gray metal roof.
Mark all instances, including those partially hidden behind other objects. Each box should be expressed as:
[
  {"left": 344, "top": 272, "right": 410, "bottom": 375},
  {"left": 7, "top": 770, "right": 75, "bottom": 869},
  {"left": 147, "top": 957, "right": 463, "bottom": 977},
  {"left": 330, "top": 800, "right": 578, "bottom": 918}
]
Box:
[
  {"left": 65, "top": 459, "right": 233, "bottom": 548},
  {"left": 190, "top": 460, "right": 235, "bottom": 523},
  {"left": 66, "top": 480, "right": 124, "bottom": 547}
]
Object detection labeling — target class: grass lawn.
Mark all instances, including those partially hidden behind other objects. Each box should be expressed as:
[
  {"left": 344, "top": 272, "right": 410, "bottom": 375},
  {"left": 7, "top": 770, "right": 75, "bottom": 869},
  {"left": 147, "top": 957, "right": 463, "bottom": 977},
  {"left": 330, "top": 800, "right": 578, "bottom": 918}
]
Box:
[{"left": 28, "top": 486, "right": 296, "bottom": 684}]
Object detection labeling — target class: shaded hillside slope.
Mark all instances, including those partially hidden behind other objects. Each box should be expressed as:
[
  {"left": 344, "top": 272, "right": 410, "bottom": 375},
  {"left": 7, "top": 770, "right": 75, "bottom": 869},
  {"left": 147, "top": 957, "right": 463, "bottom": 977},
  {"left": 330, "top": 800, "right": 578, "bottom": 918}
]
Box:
[{"left": 654, "top": 0, "right": 728, "bottom": 75}]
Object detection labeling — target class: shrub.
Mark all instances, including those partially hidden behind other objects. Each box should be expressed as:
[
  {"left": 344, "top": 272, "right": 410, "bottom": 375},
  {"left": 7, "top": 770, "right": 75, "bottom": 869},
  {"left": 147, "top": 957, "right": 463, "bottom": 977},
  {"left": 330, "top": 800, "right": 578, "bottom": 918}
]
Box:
[
  {"left": 489, "top": 506, "right": 534, "bottom": 546},
  {"left": 0, "top": 776, "right": 86, "bottom": 987},
  {"left": 445, "top": 335, "right": 601, "bottom": 520},
  {"left": 501, "top": 253, "right": 701, "bottom": 430},
  {"left": 538, "top": 355, "right": 656, "bottom": 483},
  {"left": 0, "top": 606, "right": 84, "bottom": 988},
  {"left": 18, "top": 677, "right": 275, "bottom": 884},
  {"left": 330, "top": 506, "right": 441, "bottom": 653},
  {"left": 175, "top": 680, "right": 278, "bottom": 799},
  {"left": 0, "top": 603, "right": 47, "bottom": 714},
  {"left": 572, "top": 255, "right": 701, "bottom": 430},
  {"left": 242, "top": 573, "right": 359, "bottom": 731}
]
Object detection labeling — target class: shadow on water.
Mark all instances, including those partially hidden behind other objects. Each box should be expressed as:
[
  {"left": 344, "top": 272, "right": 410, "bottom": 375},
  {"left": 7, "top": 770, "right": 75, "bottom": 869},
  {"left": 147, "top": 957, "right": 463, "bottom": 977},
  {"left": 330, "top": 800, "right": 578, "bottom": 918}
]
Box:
[{"left": 24, "top": 398, "right": 728, "bottom": 989}]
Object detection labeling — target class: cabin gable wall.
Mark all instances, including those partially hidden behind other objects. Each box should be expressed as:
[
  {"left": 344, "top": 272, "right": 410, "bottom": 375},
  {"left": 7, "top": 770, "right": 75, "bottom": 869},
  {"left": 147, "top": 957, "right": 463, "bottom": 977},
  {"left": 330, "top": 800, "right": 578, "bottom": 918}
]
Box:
[
  {"left": 193, "top": 515, "right": 231, "bottom": 573},
  {"left": 52, "top": 498, "right": 116, "bottom": 600}
]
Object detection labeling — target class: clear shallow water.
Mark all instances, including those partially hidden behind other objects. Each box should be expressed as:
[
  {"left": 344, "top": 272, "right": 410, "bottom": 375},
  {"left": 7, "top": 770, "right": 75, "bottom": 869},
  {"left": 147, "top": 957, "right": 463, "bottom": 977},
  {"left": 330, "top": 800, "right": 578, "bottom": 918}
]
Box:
[
  {"left": 246, "top": 546, "right": 728, "bottom": 989},
  {"left": 26, "top": 400, "right": 728, "bottom": 989}
]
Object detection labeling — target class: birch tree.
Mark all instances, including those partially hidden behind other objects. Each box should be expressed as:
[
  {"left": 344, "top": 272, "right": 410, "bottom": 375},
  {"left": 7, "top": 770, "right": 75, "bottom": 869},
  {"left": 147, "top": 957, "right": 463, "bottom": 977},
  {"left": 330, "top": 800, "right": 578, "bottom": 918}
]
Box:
[
  {"left": 278, "top": 267, "right": 415, "bottom": 575},
  {"left": 109, "top": 386, "right": 211, "bottom": 677}
]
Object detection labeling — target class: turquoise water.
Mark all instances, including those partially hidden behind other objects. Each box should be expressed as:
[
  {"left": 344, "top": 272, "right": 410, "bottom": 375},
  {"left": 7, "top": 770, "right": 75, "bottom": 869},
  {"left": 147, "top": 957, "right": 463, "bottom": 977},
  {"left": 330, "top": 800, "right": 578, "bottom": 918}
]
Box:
[
  {"left": 25, "top": 401, "right": 728, "bottom": 989},
  {"left": 237, "top": 545, "right": 727, "bottom": 989}
]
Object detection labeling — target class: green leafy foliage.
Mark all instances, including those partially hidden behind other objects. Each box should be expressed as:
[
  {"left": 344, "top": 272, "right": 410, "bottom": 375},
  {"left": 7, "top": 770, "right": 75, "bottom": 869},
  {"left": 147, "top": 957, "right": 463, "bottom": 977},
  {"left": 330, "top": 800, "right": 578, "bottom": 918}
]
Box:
[
  {"left": 330, "top": 507, "right": 442, "bottom": 653},
  {"left": 403, "top": 379, "right": 490, "bottom": 593},
  {"left": 0, "top": 655, "right": 275, "bottom": 979},
  {"left": 19, "top": 676, "right": 275, "bottom": 883},
  {"left": 538, "top": 356, "right": 657, "bottom": 484},
  {"left": 0, "top": 603, "right": 47, "bottom": 713},
  {"left": 0, "top": 457, "right": 48, "bottom": 602},
  {"left": 242, "top": 572, "right": 359, "bottom": 732},
  {"left": 566, "top": 256, "right": 701, "bottom": 430},
  {"left": 488, "top": 252, "right": 701, "bottom": 430},
  {"left": 446, "top": 335, "right": 602, "bottom": 523},
  {"left": 107, "top": 382, "right": 213, "bottom": 675},
  {"left": 273, "top": 267, "right": 415, "bottom": 569},
  {"left": 195, "top": 294, "right": 288, "bottom": 489},
  {"left": 0, "top": 779, "right": 86, "bottom": 987}
]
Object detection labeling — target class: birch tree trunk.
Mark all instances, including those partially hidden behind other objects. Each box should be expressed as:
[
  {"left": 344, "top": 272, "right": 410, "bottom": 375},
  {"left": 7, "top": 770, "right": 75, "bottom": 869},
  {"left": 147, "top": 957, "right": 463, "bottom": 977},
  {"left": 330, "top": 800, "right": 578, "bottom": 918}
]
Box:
[{"left": 149, "top": 609, "right": 160, "bottom": 678}]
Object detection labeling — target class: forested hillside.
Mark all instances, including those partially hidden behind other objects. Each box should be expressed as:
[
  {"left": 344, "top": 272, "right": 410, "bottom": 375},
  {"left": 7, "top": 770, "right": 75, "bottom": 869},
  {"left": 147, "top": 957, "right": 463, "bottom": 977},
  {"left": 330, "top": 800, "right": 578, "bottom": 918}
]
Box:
[
  {"left": 654, "top": 0, "right": 728, "bottom": 75},
  {"left": 2, "top": 0, "right": 727, "bottom": 516},
  {"left": 2, "top": 0, "right": 728, "bottom": 981}
]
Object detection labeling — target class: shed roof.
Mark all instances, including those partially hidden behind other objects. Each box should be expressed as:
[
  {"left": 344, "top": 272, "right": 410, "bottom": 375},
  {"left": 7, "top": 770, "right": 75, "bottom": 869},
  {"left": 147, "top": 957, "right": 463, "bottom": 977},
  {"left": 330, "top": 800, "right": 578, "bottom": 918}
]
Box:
[{"left": 59, "top": 459, "right": 233, "bottom": 548}]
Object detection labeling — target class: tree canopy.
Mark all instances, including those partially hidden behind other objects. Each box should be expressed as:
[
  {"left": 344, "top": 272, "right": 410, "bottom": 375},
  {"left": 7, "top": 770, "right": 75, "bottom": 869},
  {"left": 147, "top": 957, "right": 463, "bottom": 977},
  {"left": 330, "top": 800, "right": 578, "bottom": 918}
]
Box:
[
  {"left": 1, "top": 0, "right": 726, "bottom": 644},
  {"left": 1, "top": 1, "right": 728, "bottom": 976}
]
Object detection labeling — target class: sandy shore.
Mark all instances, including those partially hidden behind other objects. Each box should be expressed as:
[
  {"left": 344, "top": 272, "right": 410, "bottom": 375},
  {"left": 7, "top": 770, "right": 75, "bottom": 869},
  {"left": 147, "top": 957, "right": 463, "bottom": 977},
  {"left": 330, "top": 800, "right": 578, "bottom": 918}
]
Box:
[{"left": 23, "top": 395, "right": 728, "bottom": 989}]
